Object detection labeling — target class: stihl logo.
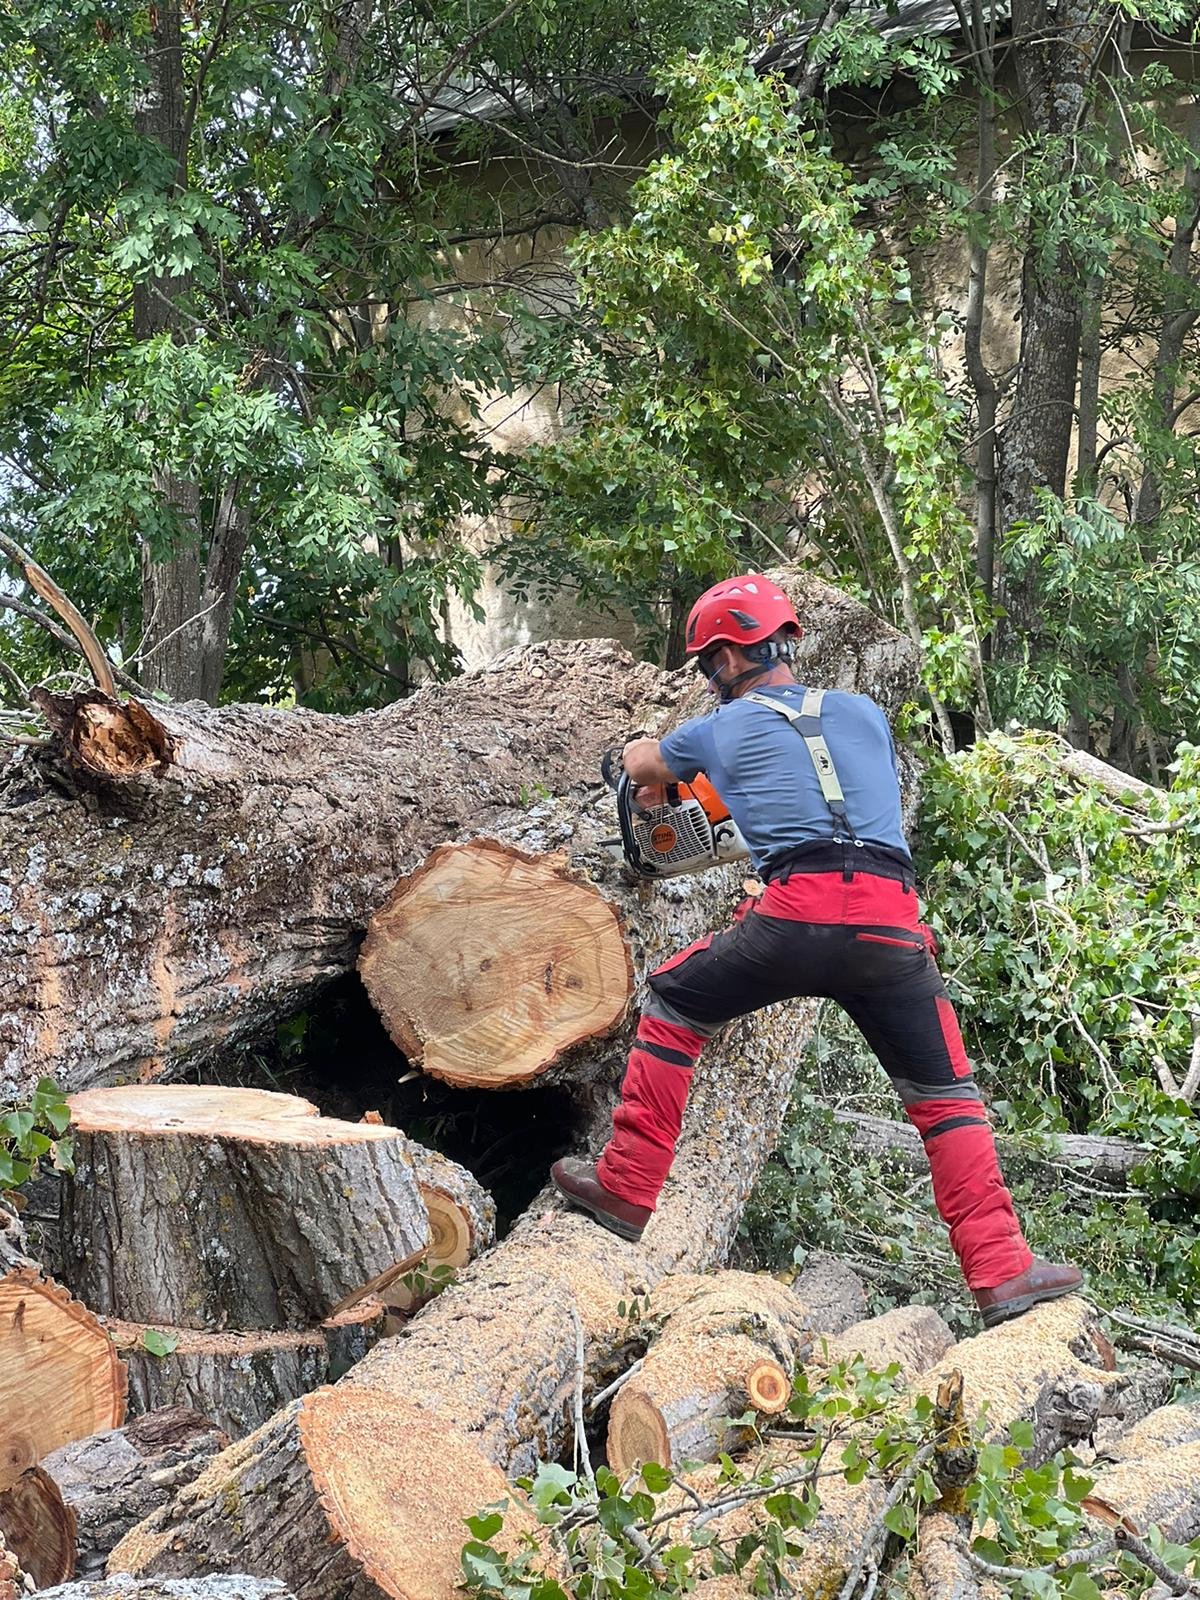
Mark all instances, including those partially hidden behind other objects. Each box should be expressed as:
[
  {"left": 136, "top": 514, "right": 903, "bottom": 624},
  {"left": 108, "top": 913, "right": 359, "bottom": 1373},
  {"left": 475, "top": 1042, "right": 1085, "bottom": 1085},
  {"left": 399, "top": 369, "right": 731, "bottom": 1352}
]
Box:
[{"left": 649, "top": 824, "right": 678, "bottom": 853}]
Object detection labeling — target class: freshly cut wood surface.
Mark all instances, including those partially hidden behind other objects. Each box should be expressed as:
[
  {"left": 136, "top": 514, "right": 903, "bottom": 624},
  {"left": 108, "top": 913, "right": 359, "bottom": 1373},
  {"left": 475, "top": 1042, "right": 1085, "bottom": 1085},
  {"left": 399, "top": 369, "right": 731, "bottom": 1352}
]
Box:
[
  {"left": 42, "top": 1409, "right": 226, "bottom": 1582},
  {"left": 1082, "top": 1438, "right": 1200, "bottom": 1542},
  {"left": 1092, "top": 1398, "right": 1200, "bottom": 1464},
  {"left": 0, "top": 1270, "right": 127, "bottom": 1492},
  {"left": 62, "top": 1086, "right": 428, "bottom": 1331},
  {"left": 68, "top": 1086, "right": 320, "bottom": 1136},
  {"left": 101, "top": 582, "right": 923, "bottom": 1591},
  {"left": 608, "top": 1272, "right": 818, "bottom": 1477},
  {"left": 359, "top": 839, "right": 633, "bottom": 1088},
  {"left": 110, "top": 1388, "right": 551, "bottom": 1600},
  {"left": 0, "top": 1467, "right": 76, "bottom": 1588},
  {"left": 105, "top": 1300, "right": 384, "bottom": 1439}
]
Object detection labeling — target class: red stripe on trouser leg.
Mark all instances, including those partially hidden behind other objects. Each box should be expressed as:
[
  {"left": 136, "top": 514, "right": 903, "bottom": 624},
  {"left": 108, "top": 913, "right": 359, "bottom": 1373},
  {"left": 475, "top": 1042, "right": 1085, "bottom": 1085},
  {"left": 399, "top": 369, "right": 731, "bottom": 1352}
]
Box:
[
  {"left": 596, "top": 1021, "right": 702, "bottom": 1210},
  {"left": 906, "top": 1098, "right": 1033, "bottom": 1290},
  {"left": 934, "top": 995, "right": 973, "bottom": 1079}
]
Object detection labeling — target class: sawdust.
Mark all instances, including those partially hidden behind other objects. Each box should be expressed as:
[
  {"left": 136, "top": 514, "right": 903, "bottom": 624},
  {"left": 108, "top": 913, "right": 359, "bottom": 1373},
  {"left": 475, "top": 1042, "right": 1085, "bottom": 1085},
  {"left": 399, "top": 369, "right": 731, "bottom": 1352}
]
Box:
[{"left": 300, "top": 1388, "right": 558, "bottom": 1600}]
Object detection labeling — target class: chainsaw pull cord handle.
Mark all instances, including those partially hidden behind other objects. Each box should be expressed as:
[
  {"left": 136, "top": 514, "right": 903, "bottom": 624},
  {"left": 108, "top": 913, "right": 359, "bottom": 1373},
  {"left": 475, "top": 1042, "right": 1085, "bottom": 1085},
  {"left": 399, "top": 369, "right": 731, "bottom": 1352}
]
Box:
[{"left": 743, "top": 687, "right": 862, "bottom": 880}]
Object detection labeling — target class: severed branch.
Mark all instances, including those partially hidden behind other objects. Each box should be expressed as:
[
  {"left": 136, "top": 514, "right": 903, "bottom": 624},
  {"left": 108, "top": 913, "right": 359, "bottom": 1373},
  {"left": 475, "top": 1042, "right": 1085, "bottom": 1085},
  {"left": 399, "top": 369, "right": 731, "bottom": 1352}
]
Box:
[{"left": 0, "top": 533, "right": 116, "bottom": 695}]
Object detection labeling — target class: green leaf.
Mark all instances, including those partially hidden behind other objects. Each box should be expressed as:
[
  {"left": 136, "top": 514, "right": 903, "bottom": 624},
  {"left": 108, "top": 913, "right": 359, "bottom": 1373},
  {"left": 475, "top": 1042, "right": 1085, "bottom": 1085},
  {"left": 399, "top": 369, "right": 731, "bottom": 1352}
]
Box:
[
  {"left": 142, "top": 1329, "right": 180, "bottom": 1357},
  {"left": 640, "top": 1462, "right": 672, "bottom": 1493},
  {"left": 882, "top": 1502, "right": 917, "bottom": 1540},
  {"left": 465, "top": 1513, "right": 504, "bottom": 1541}
]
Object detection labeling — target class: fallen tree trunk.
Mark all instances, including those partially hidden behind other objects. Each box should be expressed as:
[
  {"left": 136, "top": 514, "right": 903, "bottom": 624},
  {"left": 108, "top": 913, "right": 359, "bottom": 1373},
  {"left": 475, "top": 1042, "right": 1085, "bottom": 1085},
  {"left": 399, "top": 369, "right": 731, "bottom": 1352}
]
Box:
[
  {"left": 1093, "top": 1399, "right": 1200, "bottom": 1465},
  {"left": 0, "top": 1468, "right": 75, "bottom": 1589},
  {"left": 40, "top": 1410, "right": 226, "bottom": 1582},
  {"left": 658, "top": 1298, "right": 1122, "bottom": 1600},
  {"left": 813, "top": 1304, "right": 955, "bottom": 1382},
  {"left": 105, "top": 1300, "right": 384, "bottom": 1438},
  {"left": 0, "top": 572, "right": 919, "bottom": 1106},
  {"left": 0, "top": 1270, "right": 127, "bottom": 1492},
  {"left": 62, "top": 1086, "right": 427, "bottom": 1330},
  {"left": 831, "top": 1108, "right": 1149, "bottom": 1186},
  {"left": 90, "top": 581, "right": 922, "bottom": 1597},
  {"left": 1083, "top": 1443, "right": 1200, "bottom": 1544},
  {"left": 109, "top": 1389, "right": 553, "bottom": 1600},
  {"left": 607, "top": 1272, "right": 818, "bottom": 1477}
]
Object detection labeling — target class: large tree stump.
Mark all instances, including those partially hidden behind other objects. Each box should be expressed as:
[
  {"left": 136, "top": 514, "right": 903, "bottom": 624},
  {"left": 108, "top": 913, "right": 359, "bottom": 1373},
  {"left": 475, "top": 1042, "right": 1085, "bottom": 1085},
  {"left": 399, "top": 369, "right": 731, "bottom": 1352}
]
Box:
[
  {"left": 105, "top": 1300, "right": 384, "bottom": 1438},
  {"left": 109, "top": 1388, "right": 553, "bottom": 1600},
  {"left": 0, "top": 1270, "right": 127, "bottom": 1492},
  {"left": 62, "top": 1086, "right": 428, "bottom": 1330},
  {"left": 0, "top": 1468, "right": 76, "bottom": 1589},
  {"left": 41, "top": 1410, "right": 226, "bottom": 1582},
  {"left": 607, "top": 1272, "right": 818, "bottom": 1477},
  {"left": 359, "top": 842, "right": 633, "bottom": 1089}
]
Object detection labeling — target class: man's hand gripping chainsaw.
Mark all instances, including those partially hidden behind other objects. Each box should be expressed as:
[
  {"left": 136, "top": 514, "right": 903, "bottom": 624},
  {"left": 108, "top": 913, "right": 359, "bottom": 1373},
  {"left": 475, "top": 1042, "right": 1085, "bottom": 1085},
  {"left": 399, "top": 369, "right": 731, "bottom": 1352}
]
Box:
[{"left": 601, "top": 745, "right": 750, "bottom": 880}]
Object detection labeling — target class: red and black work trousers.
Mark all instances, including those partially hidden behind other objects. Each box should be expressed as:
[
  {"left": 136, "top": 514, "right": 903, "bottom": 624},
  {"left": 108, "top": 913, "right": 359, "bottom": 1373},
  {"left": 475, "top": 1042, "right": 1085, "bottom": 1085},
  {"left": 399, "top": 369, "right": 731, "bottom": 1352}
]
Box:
[{"left": 596, "top": 853, "right": 1034, "bottom": 1291}]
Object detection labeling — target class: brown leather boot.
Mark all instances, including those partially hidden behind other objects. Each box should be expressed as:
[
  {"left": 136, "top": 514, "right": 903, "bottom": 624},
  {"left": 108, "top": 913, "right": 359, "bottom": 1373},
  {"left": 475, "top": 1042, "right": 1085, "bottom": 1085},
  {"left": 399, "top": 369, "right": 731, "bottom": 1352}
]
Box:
[
  {"left": 551, "top": 1157, "right": 651, "bottom": 1243},
  {"left": 973, "top": 1258, "right": 1085, "bottom": 1328}
]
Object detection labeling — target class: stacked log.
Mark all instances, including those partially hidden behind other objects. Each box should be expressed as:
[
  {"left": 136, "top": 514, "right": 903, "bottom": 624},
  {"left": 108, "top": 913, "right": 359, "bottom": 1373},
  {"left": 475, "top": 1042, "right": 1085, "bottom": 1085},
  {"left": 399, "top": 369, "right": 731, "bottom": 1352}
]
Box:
[
  {"left": 109, "top": 1389, "right": 555, "bottom": 1600},
  {"left": 63, "top": 1086, "right": 427, "bottom": 1329},
  {"left": 655, "top": 1298, "right": 1121, "bottom": 1599},
  {"left": 40, "top": 1411, "right": 226, "bottom": 1582},
  {"left": 1082, "top": 1402, "right": 1200, "bottom": 1543},
  {"left": 40, "top": 1583, "right": 294, "bottom": 1600},
  {"left": 46, "top": 1086, "right": 426, "bottom": 1435},
  {"left": 379, "top": 1142, "right": 496, "bottom": 1324}
]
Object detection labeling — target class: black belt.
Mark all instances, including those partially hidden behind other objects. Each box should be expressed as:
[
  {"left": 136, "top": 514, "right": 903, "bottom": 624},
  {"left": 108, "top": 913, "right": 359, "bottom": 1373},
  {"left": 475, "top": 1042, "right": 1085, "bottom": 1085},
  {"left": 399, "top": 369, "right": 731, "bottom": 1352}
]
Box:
[{"left": 761, "top": 839, "right": 916, "bottom": 889}]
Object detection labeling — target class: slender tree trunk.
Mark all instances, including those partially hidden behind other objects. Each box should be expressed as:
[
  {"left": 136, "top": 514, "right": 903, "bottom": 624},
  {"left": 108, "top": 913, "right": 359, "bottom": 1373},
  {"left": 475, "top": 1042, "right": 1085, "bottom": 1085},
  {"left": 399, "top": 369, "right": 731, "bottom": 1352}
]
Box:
[
  {"left": 195, "top": 487, "right": 251, "bottom": 705},
  {"left": 956, "top": 0, "right": 999, "bottom": 618},
  {"left": 1133, "top": 103, "right": 1200, "bottom": 530},
  {"left": 134, "top": 0, "right": 206, "bottom": 703},
  {"left": 996, "top": 0, "right": 1109, "bottom": 646}
]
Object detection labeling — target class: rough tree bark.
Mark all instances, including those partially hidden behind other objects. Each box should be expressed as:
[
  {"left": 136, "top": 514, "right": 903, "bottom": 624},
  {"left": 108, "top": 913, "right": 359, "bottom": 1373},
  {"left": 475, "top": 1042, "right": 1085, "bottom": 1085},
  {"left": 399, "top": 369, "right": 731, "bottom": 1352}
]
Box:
[
  {"left": 831, "top": 1108, "right": 1148, "bottom": 1187},
  {"left": 40, "top": 1410, "right": 227, "bottom": 1582},
  {"left": 0, "top": 1270, "right": 127, "bottom": 1492},
  {"left": 42, "top": 1582, "right": 294, "bottom": 1600},
  {"left": 0, "top": 570, "right": 919, "bottom": 1107},
  {"left": 61, "top": 1086, "right": 428, "bottom": 1329},
  {"left": 106, "top": 1300, "right": 385, "bottom": 1438}
]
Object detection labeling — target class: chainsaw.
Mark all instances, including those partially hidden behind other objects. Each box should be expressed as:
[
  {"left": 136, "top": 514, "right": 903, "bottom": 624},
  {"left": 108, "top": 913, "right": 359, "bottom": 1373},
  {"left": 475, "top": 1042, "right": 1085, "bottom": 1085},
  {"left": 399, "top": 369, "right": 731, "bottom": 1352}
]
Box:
[{"left": 601, "top": 748, "right": 750, "bottom": 880}]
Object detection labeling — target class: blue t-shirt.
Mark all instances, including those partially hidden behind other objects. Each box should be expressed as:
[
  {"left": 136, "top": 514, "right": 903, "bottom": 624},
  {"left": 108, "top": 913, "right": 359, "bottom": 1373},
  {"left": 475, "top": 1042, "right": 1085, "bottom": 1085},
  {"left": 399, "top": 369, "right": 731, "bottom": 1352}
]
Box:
[{"left": 659, "top": 684, "right": 909, "bottom": 873}]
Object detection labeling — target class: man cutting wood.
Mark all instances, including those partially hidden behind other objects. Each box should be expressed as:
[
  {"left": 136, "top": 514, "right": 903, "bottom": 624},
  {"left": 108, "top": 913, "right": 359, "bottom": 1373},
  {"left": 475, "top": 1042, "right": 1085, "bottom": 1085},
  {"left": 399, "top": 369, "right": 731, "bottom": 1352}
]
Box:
[{"left": 553, "top": 574, "right": 1083, "bottom": 1327}]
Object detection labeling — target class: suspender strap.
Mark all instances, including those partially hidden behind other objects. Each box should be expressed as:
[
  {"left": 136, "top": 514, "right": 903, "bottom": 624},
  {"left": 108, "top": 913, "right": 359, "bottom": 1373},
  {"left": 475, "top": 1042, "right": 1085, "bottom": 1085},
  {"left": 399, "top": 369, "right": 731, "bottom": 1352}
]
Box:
[{"left": 743, "top": 688, "right": 859, "bottom": 844}]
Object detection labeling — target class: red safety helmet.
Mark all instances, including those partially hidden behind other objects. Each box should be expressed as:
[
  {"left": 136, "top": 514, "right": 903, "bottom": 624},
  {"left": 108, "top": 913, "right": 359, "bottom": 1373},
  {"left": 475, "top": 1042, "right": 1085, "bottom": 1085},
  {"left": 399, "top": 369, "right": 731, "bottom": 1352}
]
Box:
[{"left": 684, "top": 575, "right": 802, "bottom": 655}]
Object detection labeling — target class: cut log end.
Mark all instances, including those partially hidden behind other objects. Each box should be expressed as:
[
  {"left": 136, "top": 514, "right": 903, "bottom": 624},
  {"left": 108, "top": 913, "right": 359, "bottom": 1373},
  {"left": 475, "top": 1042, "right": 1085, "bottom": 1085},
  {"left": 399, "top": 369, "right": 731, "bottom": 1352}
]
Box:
[
  {"left": 423, "top": 1190, "right": 473, "bottom": 1269},
  {"left": 0, "top": 1270, "right": 127, "bottom": 1492},
  {"left": 358, "top": 838, "right": 633, "bottom": 1088},
  {"left": 746, "top": 1361, "right": 790, "bottom": 1415},
  {"left": 0, "top": 1468, "right": 76, "bottom": 1589},
  {"left": 113, "top": 1388, "right": 555, "bottom": 1600},
  {"left": 605, "top": 1392, "right": 672, "bottom": 1479}
]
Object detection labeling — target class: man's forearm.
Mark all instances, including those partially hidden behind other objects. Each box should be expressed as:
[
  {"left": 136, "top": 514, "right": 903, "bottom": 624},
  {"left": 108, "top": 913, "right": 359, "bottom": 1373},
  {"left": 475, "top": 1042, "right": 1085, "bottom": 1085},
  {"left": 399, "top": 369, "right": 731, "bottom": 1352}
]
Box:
[{"left": 622, "top": 737, "right": 681, "bottom": 785}]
